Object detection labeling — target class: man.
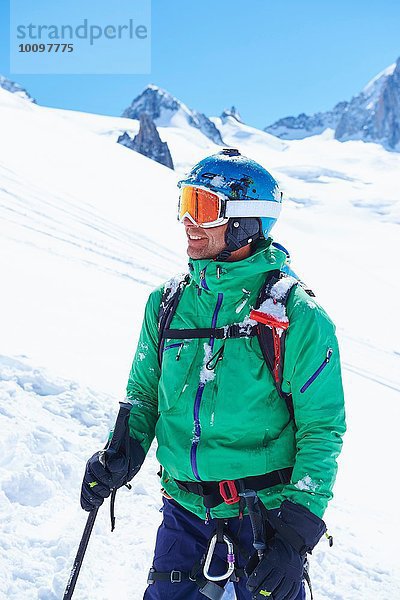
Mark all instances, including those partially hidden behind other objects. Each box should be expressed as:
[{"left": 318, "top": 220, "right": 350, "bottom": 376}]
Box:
[{"left": 81, "top": 149, "right": 346, "bottom": 600}]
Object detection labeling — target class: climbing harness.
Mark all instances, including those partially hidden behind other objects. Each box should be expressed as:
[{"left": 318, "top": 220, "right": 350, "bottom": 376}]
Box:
[{"left": 147, "top": 517, "right": 247, "bottom": 600}]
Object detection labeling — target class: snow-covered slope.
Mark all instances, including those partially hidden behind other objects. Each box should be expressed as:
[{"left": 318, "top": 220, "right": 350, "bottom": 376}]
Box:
[
  {"left": 1, "top": 85, "right": 400, "bottom": 599},
  {"left": 211, "top": 114, "right": 287, "bottom": 152},
  {"left": 0, "top": 355, "right": 161, "bottom": 599},
  {"left": 52, "top": 103, "right": 221, "bottom": 175},
  {"left": 0, "top": 86, "right": 186, "bottom": 396}
]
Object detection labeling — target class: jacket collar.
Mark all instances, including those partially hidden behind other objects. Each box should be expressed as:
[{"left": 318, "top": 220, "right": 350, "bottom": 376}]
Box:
[{"left": 188, "top": 239, "right": 287, "bottom": 295}]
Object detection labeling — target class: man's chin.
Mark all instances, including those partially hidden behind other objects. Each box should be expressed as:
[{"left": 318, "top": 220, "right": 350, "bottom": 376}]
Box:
[
  {"left": 187, "top": 247, "right": 211, "bottom": 260},
  {"left": 187, "top": 249, "right": 203, "bottom": 259},
  {"left": 187, "top": 242, "right": 205, "bottom": 259}
]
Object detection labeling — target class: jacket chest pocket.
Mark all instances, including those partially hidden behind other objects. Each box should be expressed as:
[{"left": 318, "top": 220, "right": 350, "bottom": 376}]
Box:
[{"left": 158, "top": 339, "right": 199, "bottom": 413}]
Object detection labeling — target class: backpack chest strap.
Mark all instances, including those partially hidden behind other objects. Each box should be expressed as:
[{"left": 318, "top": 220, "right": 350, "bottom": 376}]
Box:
[{"left": 162, "top": 323, "right": 258, "bottom": 340}]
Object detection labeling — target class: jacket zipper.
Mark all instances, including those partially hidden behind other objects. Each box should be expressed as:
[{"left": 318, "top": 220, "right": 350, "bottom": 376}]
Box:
[
  {"left": 200, "top": 267, "right": 210, "bottom": 290},
  {"left": 163, "top": 342, "right": 184, "bottom": 360},
  {"left": 300, "top": 348, "right": 333, "bottom": 393},
  {"left": 190, "top": 292, "right": 223, "bottom": 480}
]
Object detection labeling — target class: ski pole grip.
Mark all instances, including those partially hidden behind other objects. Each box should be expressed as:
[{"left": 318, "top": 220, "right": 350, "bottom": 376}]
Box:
[
  {"left": 240, "top": 489, "right": 266, "bottom": 554},
  {"left": 107, "top": 402, "right": 132, "bottom": 452}
]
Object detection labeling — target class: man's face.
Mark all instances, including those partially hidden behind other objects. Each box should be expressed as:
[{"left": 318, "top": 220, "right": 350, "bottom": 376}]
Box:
[{"left": 183, "top": 217, "right": 228, "bottom": 260}]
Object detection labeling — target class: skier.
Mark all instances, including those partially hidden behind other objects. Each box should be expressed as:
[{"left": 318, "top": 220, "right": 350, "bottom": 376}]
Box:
[{"left": 81, "top": 149, "right": 346, "bottom": 600}]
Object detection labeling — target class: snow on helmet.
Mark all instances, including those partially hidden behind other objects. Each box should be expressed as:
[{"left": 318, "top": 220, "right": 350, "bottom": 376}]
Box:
[{"left": 178, "top": 149, "right": 282, "bottom": 246}]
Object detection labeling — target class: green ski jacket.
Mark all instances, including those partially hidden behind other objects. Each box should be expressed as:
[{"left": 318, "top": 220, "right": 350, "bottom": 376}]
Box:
[{"left": 126, "top": 240, "right": 346, "bottom": 520}]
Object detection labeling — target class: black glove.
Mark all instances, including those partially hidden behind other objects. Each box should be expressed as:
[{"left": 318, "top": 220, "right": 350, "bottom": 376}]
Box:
[
  {"left": 246, "top": 500, "right": 326, "bottom": 600},
  {"left": 80, "top": 404, "right": 145, "bottom": 511},
  {"left": 246, "top": 536, "right": 304, "bottom": 600}
]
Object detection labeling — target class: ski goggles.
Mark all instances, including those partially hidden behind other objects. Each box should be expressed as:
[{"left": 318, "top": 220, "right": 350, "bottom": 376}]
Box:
[
  {"left": 178, "top": 185, "right": 282, "bottom": 228},
  {"left": 178, "top": 185, "right": 229, "bottom": 228}
]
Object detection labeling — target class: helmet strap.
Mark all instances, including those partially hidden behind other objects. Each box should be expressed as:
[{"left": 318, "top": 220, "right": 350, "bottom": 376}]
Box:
[
  {"left": 215, "top": 248, "right": 232, "bottom": 261},
  {"left": 216, "top": 218, "right": 261, "bottom": 262}
]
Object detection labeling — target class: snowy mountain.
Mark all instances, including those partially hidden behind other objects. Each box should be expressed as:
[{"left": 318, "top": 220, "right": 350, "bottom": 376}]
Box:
[
  {"left": 221, "top": 106, "right": 243, "bottom": 123},
  {"left": 264, "top": 101, "right": 348, "bottom": 140},
  {"left": 0, "top": 74, "right": 35, "bottom": 103},
  {"left": 265, "top": 58, "right": 400, "bottom": 150},
  {"left": 1, "top": 81, "right": 400, "bottom": 599},
  {"left": 122, "top": 84, "right": 224, "bottom": 145},
  {"left": 117, "top": 113, "right": 174, "bottom": 169},
  {"left": 335, "top": 60, "right": 400, "bottom": 149}
]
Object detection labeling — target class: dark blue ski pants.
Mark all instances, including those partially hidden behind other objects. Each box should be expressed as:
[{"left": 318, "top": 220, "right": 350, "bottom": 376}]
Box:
[{"left": 144, "top": 497, "right": 306, "bottom": 600}]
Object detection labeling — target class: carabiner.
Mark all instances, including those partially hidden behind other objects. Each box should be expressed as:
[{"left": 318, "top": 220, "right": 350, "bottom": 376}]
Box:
[{"left": 203, "top": 533, "right": 235, "bottom": 582}]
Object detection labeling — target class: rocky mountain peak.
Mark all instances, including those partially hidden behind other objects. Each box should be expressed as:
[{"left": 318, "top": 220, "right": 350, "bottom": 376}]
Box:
[
  {"left": 264, "top": 101, "right": 348, "bottom": 140},
  {"left": 122, "top": 85, "right": 224, "bottom": 145},
  {"left": 117, "top": 112, "right": 174, "bottom": 170},
  {"left": 0, "top": 75, "right": 36, "bottom": 103},
  {"left": 264, "top": 58, "right": 400, "bottom": 151},
  {"left": 122, "top": 85, "right": 182, "bottom": 122},
  {"left": 335, "top": 58, "right": 400, "bottom": 150},
  {"left": 221, "top": 106, "right": 243, "bottom": 122}
]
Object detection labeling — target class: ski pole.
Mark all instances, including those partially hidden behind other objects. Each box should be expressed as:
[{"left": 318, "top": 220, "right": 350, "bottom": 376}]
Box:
[
  {"left": 63, "top": 507, "right": 99, "bottom": 600},
  {"left": 63, "top": 402, "right": 132, "bottom": 599},
  {"left": 239, "top": 489, "right": 267, "bottom": 559}
]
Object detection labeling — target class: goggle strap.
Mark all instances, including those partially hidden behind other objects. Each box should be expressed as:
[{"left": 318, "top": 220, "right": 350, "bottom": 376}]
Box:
[{"left": 225, "top": 200, "right": 282, "bottom": 219}]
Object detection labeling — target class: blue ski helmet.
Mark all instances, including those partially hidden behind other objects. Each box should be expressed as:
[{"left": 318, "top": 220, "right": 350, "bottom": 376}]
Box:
[{"left": 178, "top": 148, "right": 282, "bottom": 241}]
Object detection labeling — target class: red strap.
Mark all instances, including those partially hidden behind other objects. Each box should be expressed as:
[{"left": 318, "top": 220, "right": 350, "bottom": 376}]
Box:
[
  {"left": 250, "top": 309, "right": 289, "bottom": 330},
  {"left": 272, "top": 327, "right": 281, "bottom": 383}
]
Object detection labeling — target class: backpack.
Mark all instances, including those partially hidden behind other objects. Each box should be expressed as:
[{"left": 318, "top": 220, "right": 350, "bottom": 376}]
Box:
[{"left": 157, "top": 253, "right": 314, "bottom": 421}]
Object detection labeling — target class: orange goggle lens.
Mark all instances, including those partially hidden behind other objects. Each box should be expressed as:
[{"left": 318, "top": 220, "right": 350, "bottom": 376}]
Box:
[{"left": 178, "top": 186, "right": 223, "bottom": 226}]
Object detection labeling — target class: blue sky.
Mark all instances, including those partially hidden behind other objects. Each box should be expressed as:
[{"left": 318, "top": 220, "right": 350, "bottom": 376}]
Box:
[{"left": 1, "top": 0, "right": 399, "bottom": 128}]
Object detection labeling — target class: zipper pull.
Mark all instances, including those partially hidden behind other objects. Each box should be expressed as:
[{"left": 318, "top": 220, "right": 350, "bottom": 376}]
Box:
[
  {"left": 300, "top": 347, "right": 334, "bottom": 394},
  {"left": 200, "top": 268, "right": 209, "bottom": 290},
  {"left": 176, "top": 343, "right": 183, "bottom": 361}
]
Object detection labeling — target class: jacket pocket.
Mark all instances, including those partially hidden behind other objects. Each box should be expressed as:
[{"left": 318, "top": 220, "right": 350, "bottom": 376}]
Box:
[
  {"left": 158, "top": 339, "right": 198, "bottom": 412},
  {"left": 300, "top": 348, "right": 333, "bottom": 393}
]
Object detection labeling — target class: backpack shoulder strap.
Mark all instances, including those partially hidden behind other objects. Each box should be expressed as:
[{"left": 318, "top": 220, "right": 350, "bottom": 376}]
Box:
[
  {"left": 157, "top": 269, "right": 306, "bottom": 422},
  {"left": 158, "top": 274, "right": 190, "bottom": 367},
  {"left": 253, "top": 271, "right": 298, "bottom": 420}
]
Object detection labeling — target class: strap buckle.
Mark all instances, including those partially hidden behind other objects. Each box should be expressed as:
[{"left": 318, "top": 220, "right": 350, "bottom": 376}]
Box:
[
  {"left": 170, "top": 570, "right": 182, "bottom": 583},
  {"left": 223, "top": 325, "right": 234, "bottom": 339},
  {"left": 224, "top": 324, "right": 253, "bottom": 339},
  {"left": 219, "top": 480, "right": 240, "bottom": 505},
  {"left": 147, "top": 567, "right": 155, "bottom": 585}
]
